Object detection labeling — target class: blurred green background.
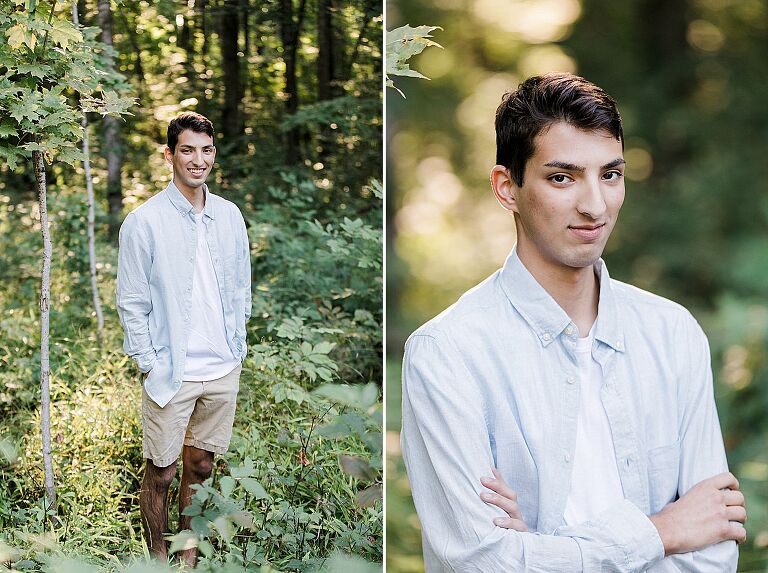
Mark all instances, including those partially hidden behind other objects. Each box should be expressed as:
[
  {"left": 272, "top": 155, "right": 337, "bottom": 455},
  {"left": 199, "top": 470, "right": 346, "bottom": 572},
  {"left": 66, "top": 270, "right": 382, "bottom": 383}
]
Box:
[{"left": 385, "top": 0, "right": 768, "bottom": 571}]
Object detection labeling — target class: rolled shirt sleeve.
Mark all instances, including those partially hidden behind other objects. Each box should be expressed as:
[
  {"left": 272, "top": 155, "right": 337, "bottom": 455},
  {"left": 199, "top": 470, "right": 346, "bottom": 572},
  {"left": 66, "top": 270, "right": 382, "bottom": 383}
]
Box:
[
  {"left": 657, "top": 312, "right": 738, "bottom": 572},
  {"left": 116, "top": 212, "right": 156, "bottom": 373},
  {"left": 401, "top": 332, "right": 666, "bottom": 573}
]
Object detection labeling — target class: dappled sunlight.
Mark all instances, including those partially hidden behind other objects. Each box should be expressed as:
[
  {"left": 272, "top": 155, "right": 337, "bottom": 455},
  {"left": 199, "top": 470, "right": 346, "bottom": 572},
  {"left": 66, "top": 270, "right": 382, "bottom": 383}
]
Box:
[{"left": 472, "top": 0, "right": 581, "bottom": 43}]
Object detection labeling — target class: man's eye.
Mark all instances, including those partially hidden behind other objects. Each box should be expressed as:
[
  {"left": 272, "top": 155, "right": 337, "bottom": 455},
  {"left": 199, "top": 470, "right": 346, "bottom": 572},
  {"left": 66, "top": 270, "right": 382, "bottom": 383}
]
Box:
[
  {"left": 548, "top": 174, "right": 572, "bottom": 184},
  {"left": 603, "top": 171, "right": 623, "bottom": 181}
]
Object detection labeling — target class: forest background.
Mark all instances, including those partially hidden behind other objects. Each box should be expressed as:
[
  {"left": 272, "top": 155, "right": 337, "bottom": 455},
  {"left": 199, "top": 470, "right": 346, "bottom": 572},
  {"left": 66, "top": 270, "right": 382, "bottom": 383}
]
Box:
[
  {"left": 0, "top": 0, "right": 382, "bottom": 571},
  {"left": 386, "top": 0, "right": 768, "bottom": 571}
]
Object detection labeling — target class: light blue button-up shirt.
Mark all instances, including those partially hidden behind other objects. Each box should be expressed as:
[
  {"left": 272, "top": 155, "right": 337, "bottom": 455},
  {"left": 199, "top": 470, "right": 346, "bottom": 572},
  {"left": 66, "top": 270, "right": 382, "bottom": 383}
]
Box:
[
  {"left": 117, "top": 181, "right": 251, "bottom": 408},
  {"left": 402, "top": 247, "right": 737, "bottom": 572}
]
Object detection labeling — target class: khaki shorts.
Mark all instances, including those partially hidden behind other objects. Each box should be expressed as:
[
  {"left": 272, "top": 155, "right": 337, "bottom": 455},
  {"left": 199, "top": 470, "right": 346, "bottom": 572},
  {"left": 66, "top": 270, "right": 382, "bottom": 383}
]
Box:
[{"left": 142, "top": 364, "right": 242, "bottom": 467}]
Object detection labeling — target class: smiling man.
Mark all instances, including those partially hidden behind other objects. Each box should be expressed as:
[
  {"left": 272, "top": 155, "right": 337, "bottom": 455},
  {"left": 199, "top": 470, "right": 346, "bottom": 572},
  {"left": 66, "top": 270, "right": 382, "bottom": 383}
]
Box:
[
  {"left": 117, "top": 112, "right": 251, "bottom": 565},
  {"left": 401, "top": 73, "right": 745, "bottom": 571}
]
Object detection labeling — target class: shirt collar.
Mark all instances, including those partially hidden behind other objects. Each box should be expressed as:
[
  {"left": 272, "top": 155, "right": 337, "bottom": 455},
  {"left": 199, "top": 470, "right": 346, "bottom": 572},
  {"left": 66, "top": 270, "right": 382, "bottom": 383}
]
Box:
[
  {"left": 166, "top": 179, "right": 215, "bottom": 221},
  {"left": 499, "top": 246, "right": 625, "bottom": 352}
]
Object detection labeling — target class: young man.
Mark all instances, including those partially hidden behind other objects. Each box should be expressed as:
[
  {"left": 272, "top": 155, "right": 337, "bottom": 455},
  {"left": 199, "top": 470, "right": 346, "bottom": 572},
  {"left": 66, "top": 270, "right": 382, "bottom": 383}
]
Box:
[
  {"left": 117, "top": 112, "right": 251, "bottom": 565},
  {"left": 401, "top": 73, "right": 746, "bottom": 571}
]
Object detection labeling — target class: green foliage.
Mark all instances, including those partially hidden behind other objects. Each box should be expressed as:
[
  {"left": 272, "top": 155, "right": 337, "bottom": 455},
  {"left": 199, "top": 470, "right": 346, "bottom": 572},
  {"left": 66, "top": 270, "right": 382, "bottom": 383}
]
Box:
[
  {"left": 0, "top": 170, "right": 382, "bottom": 571},
  {"left": 385, "top": 25, "right": 442, "bottom": 96},
  {"left": 0, "top": 2, "right": 132, "bottom": 168}
]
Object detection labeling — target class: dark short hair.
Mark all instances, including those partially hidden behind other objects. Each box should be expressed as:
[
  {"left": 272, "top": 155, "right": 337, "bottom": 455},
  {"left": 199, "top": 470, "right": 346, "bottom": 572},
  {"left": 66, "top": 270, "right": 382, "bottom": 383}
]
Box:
[
  {"left": 495, "top": 73, "right": 623, "bottom": 186},
  {"left": 167, "top": 112, "right": 215, "bottom": 153}
]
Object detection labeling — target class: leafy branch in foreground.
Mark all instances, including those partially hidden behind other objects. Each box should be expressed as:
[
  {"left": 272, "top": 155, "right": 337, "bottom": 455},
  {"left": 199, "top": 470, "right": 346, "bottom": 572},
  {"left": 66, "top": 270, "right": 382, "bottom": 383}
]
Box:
[
  {"left": 385, "top": 25, "right": 442, "bottom": 97},
  {"left": 0, "top": 0, "right": 134, "bottom": 514}
]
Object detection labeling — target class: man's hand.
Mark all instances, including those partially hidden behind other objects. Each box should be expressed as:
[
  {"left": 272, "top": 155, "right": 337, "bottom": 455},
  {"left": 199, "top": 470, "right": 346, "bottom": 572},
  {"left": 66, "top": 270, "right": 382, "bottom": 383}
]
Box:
[
  {"left": 479, "top": 468, "right": 528, "bottom": 531},
  {"left": 649, "top": 472, "right": 747, "bottom": 555}
]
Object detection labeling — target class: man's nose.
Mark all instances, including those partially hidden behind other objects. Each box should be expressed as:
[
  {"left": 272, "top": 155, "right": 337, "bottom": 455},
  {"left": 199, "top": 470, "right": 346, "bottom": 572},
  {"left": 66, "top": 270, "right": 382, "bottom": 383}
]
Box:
[{"left": 576, "top": 177, "right": 607, "bottom": 219}]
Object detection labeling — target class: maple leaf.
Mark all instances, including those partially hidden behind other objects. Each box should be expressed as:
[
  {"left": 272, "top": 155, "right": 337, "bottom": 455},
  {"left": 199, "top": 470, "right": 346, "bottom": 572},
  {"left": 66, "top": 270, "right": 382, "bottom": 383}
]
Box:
[
  {"left": 5, "top": 24, "right": 36, "bottom": 51},
  {"left": 8, "top": 98, "right": 41, "bottom": 123},
  {"left": 0, "top": 122, "right": 17, "bottom": 138},
  {"left": 50, "top": 20, "right": 83, "bottom": 50}
]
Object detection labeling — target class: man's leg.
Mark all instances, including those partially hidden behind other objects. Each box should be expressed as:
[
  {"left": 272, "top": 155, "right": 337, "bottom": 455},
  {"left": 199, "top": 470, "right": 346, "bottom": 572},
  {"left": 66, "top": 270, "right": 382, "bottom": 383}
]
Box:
[
  {"left": 140, "top": 459, "right": 178, "bottom": 559},
  {"left": 178, "top": 445, "right": 214, "bottom": 566}
]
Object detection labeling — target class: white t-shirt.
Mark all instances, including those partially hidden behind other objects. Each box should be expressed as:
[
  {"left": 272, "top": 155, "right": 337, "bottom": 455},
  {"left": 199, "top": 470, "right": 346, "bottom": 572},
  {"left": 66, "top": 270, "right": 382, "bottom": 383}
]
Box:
[
  {"left": 182, "top": 211, "right": 240, "bottom": 381},
  {"left": 563, "top": 323, "right": 626, "bottom": 525}
]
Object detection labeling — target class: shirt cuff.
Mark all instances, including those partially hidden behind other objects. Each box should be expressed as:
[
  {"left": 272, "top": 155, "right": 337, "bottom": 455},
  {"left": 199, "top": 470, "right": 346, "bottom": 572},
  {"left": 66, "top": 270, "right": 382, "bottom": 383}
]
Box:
[
  {"left": 591, "top": 499, "right": 665, "bottom": 571},
  {"left": 135, "top": 349, "right": 157, "bottom": 373}
]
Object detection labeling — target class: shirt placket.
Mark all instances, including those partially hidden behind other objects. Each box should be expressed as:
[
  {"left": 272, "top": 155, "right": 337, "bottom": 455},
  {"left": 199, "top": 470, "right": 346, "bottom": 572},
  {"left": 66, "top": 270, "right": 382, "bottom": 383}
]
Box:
[
  {"left": 177, "top": 210, "right": 197, "bottom": 386},
  {"left": 538, "top": 325, "right": 581, "bottom": 533},
  {"left": 596, "top": 345, "right": 650, "bottom": 514}
]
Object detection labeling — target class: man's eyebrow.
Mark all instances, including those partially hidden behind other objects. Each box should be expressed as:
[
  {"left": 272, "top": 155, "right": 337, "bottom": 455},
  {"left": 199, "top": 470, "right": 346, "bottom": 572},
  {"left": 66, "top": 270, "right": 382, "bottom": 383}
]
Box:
[
  {"left": 542, "top": 158, "right": 626, "bottom": 171},
  {"left": 601, "top": 158, "right": 626, "bottom": 169},
  {"left": 543, "top": 160, "right": 585, "bottom": 172}
]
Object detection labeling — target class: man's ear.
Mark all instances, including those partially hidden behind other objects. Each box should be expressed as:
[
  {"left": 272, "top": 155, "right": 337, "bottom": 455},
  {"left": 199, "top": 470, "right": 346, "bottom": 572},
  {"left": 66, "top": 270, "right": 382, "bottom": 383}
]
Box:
[
  {"left": 491, "top": 165, "right": 519, "bottom": 213},
  {"left": 164, "top": 146, "right": 173, "bottom": 165}
]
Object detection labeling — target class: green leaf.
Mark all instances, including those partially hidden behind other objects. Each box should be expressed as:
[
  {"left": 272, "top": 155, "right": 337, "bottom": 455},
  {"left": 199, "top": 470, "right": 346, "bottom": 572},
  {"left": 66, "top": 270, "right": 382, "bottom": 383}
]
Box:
[
  {"left": 312, "top": 341, "right": 336, "bottom": 355},
  {"left": 229, "top": 459, "right": 255, "bottom": 478},
  {"left": 8, "top": 98, "right": 41, "bottom": 123},
  {"left": 213, "top": 516, "right": 234, "bottom": 543},
  {"left": 181, "top": 503, "right": 201, "bottom": 517},
  {"left": 229, "top": 510, "right": 255, "bottom": 530},
  {"left": 5, "top": 25, "right": 36, "bottom": 51},
  {"left": 339, "top": 455, "right": 376, "bottom": 481},
  {"left": 355, "top": 484, "right": 382, "bottom": 508},
  {"left": 240, "top": 477, "right": 269, "bottom": 499},
  {"left": 197, "top": 539, "right": 213, "bottom": 558},
  {"left": 219, "top": 475, "right": 235, "bottom": 498},
  {"left": 313, "top": 383, "right": 379, "bottom": 409},
  {"left": 167, "top": 531, "right": 198, "bottom": 554},
  {"left": 0, "top": 122, "right": 18, "bottom": 138},
  {"left": 50, "top": 20, "right": 83, "bottom": 50},
  {"left": 15, "top": 63, "right": 53, "bottom": 79},
  {"left": 190, "top": 515, "right": 211, "bottom": 536}
]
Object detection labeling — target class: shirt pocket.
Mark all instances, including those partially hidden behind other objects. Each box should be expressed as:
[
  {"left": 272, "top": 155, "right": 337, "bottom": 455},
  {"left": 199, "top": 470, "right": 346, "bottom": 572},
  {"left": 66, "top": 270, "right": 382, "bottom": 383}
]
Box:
[{"left": 647, "top": 440, "right": 680, "bottom": 513}]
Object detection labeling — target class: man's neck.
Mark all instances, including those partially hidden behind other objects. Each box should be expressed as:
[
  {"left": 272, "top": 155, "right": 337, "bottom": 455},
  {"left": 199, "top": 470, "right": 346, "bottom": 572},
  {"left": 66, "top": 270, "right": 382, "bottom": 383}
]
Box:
[
  {"left": 173, "top": 176, "right": 206, "bottom": 213},
  {"left": 517, "top": 249, "right": 599, "bottom": 337}
]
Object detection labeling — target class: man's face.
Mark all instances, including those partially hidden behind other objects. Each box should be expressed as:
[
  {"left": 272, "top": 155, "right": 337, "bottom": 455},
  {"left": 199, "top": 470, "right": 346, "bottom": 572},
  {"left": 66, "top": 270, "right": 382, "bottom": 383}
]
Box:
[
  {"left": 165, "top": 129, "right": 216, "bottom": 194},
  {"left": 496, "top": 121, "right": 625, "bottom": 273}
]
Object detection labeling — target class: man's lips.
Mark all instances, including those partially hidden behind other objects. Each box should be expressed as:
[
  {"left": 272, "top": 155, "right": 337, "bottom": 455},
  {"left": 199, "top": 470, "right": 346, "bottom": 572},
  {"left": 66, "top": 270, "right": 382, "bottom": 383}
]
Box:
[
  {"left": 568, "top": 223, "right": 605, "bottom": 241},
  {"left": 188, "top": 167, "right": 206, "bottom": 177}
]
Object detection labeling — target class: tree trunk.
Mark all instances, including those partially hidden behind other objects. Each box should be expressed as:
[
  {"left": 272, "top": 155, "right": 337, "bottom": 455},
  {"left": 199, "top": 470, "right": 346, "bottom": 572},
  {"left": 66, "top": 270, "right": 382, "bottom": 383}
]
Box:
[
  {"left": 97, "top": 0, "right": 123, "bottom": 240},
  {"left": 178, "top": 11, "right": 196, "bottom": 87},
  {"left": 73, "top": 0, "right": 104, "bottom": 335},
  {"left": 219, "top": 0, "right": 244, "bottom": 143},
  {"left": 199, "top": 0, "right": 209, "bottom": 58},
  {"left": 316, "top": 0, "right": 334, "bottom": 101},
  {"left": 33, "top": 150, "right": 56, "bottom": 514},
  {"left": 279, "top": 0, "right": 307, "bottom": 164}
]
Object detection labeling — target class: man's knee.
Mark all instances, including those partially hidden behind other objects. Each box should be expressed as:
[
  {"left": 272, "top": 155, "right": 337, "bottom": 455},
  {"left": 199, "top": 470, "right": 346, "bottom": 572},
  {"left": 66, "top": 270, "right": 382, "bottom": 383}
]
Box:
[
  {"left": 144, "top": 460, "right": 177, "bottom": 491},
  {"left": 184, "top": 447, "right": 214, "bottom": 481}
]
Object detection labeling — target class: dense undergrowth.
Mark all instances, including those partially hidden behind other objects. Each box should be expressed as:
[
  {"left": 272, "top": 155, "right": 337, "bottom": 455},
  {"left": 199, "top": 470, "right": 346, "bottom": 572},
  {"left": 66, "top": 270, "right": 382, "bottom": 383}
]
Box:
[{"left": 0, "top": 175, "right": 383, "bottom": 572}]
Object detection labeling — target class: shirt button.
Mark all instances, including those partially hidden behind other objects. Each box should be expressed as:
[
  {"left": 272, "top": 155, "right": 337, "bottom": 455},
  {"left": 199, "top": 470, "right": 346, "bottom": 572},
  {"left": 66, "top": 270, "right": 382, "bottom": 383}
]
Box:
[
  {"left": 566, "top": 376, "right": 575, "bottom": 385},
  {"left": 189, "top": 256, "right": 194, "bottom": 262},
  {"left": 565, "top": 325, "right": 574, "bottom": 336},
  {"left": 564, "top": 453, "right": 571, "bottom": 463},
  {"left": 542, "top": 332, "right": 551, "bottom": 341}
]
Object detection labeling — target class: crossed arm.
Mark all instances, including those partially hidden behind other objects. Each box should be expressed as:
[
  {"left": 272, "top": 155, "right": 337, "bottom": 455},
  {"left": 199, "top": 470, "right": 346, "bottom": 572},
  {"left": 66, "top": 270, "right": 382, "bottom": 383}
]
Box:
[{"left": 481, "top": 468, "right": 746, "bottom": 555}]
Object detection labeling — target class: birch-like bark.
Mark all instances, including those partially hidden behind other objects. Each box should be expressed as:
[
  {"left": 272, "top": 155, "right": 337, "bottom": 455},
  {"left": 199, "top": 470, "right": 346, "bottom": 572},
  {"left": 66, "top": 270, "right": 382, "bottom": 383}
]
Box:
[
  {"left": 72, "top": 0, "right": 104, "bottom": 333},
  {"left": 33, "top": 150, "right": 56, "bottom": 512}
]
